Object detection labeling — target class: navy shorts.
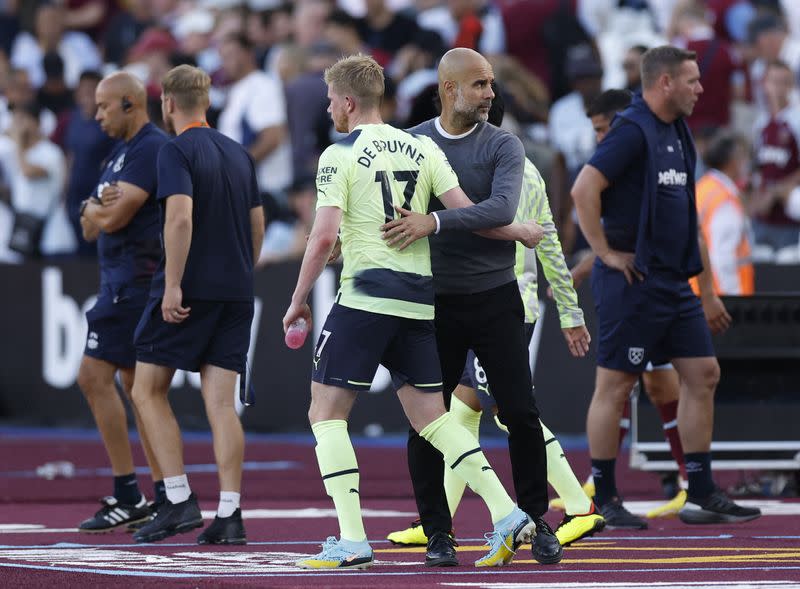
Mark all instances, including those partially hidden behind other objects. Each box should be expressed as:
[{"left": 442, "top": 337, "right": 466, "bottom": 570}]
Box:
[
  {"left": 458, "top": 323, "right": 536, "bottom": 411},
  {"left": 134, "top": 297, "right": 254, "bottom": 373},
  {"left": 592, "top": 262, "right": 714, "bottom": 373},
  {"left": 84, "top": 286, "right": 149, "bottom": 369},
  {"left": 312, "top": 303, "right": 442, "bottom": 392}
]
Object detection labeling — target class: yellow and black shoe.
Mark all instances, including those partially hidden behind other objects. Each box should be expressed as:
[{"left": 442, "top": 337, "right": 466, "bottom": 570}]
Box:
[
  {"left": 554, "top": 503, "right": 606, "bottom": 546},
  {"left": 387, "top": 518, "right": 428, "bottom": 546}
]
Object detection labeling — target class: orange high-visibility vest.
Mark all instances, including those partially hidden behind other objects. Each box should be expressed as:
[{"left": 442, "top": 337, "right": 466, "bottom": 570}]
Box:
[{"left": 690, "top": 171, "right": 754, "bottom": 296}]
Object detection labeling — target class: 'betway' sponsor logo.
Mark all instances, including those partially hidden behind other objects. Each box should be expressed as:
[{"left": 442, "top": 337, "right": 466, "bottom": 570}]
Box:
[{"left": 658, "top": 169, "right": 688, "bottom": 186}]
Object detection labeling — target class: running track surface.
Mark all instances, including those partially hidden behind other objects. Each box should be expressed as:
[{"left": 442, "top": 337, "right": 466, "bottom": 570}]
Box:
[{"left": 0, "top": 431, "right": 798, "bottom": 588}]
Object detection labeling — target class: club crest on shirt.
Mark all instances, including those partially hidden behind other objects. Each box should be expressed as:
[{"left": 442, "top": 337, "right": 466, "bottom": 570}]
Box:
[
  {"left": 113, "top": 153, "right": 126, "bottom": 173},
  {"left": 87, "top": 331, "right": 99, "bottom": 350},
  {"left": 628, "top": 347, "right": 644, "bottom": 365}
]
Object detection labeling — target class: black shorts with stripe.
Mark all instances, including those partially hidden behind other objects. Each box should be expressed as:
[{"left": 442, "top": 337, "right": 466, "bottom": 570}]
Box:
[{"left": 311, "top": 303, "right": 442, "bottom": 393}]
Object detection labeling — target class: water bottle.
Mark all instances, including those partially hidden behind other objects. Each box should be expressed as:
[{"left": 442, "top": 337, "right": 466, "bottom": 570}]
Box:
[
  {"left": 285, "top": 318, "right": 308, "bottom": 349},
  {"left": 36, "top": 461, "right": 76, "bottom": 480}
]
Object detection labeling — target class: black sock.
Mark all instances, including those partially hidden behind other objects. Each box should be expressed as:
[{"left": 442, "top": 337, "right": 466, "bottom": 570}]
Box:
[
  {"left": 153, "top": 480, "right": 166, "bottom": 504},
  {"left": 684, "top": 452, "right": 715, "bottom": 498},
  {"left": 113, "top": 473, "right": 142, "bottom": 505},
  {"left": 591, "top": 458, "right": 617, "bottom": 506}
]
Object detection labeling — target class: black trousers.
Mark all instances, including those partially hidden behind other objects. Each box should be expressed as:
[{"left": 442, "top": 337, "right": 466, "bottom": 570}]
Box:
[{"left": 408, "top": 280, "right": 549, "bottom": 537}]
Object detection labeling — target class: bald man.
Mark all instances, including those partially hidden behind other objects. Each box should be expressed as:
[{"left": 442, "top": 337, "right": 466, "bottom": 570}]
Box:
[
  {"left": 76, "top": 72, "right": 169, "bottom": 533},
  {"left": 383, "top": 48, "right": 562, "bottom": 566}
]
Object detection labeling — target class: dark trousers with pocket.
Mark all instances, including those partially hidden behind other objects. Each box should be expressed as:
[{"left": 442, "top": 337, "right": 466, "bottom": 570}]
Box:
[{"left": 407, "top": 280, "right": 549, "bottom": 537}]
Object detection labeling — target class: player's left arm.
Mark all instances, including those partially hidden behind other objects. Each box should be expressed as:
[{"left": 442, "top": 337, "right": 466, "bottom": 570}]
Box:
[
  {"left": 250, "top": 206, "right": 265, "bottom": 262},
  {"left": 81, "top": 181, "right": 150, "bottom": 233},
  {"left": 696, "top": 230, "right": 732, "bottom": 334},
  {"left": 247, "top": 159, "right": 266, "bottom": 263},
  {"left": 162, "top": 194, "right": 193, "bottom": 324},
  {"left": 156, "top": 141, "right": 193, "bottom": 324}
]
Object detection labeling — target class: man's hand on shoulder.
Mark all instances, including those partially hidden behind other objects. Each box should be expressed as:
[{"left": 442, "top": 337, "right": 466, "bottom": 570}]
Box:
[{"left": 381, "top": 206, "right": 436, "bottom": 250}]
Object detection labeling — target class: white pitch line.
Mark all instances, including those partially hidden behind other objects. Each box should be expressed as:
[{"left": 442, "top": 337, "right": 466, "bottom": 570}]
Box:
[
  {"left": 441, "top": 582, "right": 800, "bottom": 589},
  {"left": 0, "top": 507, "right": 417, "bottom": 534}
]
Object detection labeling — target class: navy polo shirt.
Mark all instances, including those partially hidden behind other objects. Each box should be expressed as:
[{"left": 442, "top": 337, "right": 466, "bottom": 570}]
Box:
[
  {"left": 589, "top": 117, "right": 693, "bottom": 274},
  {"left": 152, "top": 127, "right": 262, "bottom": 301},
  {"left": 95, "top": 122, "right": 167, "bottom": 289}
]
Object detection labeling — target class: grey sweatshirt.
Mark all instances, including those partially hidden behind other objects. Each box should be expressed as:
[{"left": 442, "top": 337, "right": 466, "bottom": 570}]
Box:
[{"left": 408, "top": 118, "right": 524, "bottom": 294}]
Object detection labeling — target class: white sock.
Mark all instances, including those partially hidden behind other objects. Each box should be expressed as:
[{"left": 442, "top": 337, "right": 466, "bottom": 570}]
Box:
[
  {"left": 217, "top": 491, "right": 240, "bottom": 518},
  {"left": 164, "top": 474, "right": 191, "bottom": 504}
]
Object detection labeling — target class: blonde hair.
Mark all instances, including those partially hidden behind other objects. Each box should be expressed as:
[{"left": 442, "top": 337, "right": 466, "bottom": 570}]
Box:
[
  {"left": 324, "top": 54, "right": 384, "bottom": 109},
  {"left": 161, "top": 65, "right": 211, "bottom": 111}
]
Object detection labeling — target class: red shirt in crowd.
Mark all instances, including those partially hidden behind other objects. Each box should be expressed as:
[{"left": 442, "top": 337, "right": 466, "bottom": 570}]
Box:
[
  {"left": 754, "top": 106, "right": 800, "bottom": 225},
  {"left": 686, "top": 35, "right": 741, "bottom": 132}
]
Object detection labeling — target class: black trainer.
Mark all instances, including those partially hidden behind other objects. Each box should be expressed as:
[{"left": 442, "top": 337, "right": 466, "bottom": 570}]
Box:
[
  {"left": 531, "top": 517, "right": 563, "bottom": 565},
  {"left": 197, "top": 508, "right": 247, "bottom": 545},
  {"left": 78, "top": 496, "right": 151, "bottom": 533},
  {"left": 133, "top": 493, "right": 203, "bottom": 543},
  {"left": 425, "top": 531, "right": 458, "bottom": 567},
  {"left": 660, "top": 472, "right": 680, "bottom": 499},
  {"left": 127, "top": 497, "right": 167, "bottom": 532},
  {"left": 679, "top": 488, "right": 762, "bottom": 524},
  {"left": 598, "top": 496, "right": 648, "bottom": 529}
]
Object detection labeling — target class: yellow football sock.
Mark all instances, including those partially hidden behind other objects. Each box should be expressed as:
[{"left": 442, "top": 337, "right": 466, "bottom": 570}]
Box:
[
  {"left": 444, "top": 396, "right": 482, "bottom": 517},
  {"left": 420, "top": 412, "right": 514, "bottom": 523},
  {"left": 540, "top": 421, "right": 592, "bottom": 515},
  {"left": 312, "top": 420, "right": 366, "bottom": 542}
]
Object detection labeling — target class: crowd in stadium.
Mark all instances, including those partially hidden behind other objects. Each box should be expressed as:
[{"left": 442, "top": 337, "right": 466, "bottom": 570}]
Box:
[{"left": 0, "top": 0, "right": 799, "bottom": 279}]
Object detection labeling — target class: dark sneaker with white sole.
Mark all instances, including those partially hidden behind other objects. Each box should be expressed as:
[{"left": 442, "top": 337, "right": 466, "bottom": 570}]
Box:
[
  {"left": 78, "top": 496, "right": 151, "bottom": 533},
  {"left": 197, "top": 508, "right": 247, "bottom": 545},
  {"left": 133, "top": 493, "right": 203, "bottom": 543},
  {"left": 127, "top": 497, "right": 167, "bottom": 532},
  {"left": 598, "top": 497, "right": 648, "bottom": 529},
  {"left": 678, "top": 488, "right": 762, "bottom": 524}
]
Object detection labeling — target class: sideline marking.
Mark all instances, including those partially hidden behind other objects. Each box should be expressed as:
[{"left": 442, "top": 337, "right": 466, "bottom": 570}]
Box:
[
  {"left": 0, "top": 561, "right": 799, "bottom": 579},
  {"left": 442, "top": 582, "right": 800, "bottom": 588},
  {"left": 0, "top": 507, "right": 417, "bottom": 534},
  {"left": 0, "top": 460, "right": 299, "bottom": 479}
]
